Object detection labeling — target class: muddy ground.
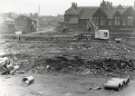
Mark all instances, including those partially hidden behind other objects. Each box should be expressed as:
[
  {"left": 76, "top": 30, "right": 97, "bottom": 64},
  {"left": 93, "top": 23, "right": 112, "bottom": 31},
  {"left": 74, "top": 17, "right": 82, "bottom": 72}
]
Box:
[{"left": 0, "top": 31, "right": 135, "bottom": 96}]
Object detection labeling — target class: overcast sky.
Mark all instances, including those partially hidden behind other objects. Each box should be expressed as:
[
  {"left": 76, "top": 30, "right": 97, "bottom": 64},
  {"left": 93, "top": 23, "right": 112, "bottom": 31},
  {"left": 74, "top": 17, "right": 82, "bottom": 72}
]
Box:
[{"left": 0, "top": 0, "right": 134, "bottom": 16}]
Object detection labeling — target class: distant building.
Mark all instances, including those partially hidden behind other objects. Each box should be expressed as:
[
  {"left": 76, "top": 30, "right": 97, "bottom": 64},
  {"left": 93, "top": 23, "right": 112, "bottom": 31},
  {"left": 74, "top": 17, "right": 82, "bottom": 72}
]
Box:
[
  {"left": 15, "top": 15, "right": 37, "bottom": 33},
  {"left": 0, "top": 15, "right": 16, "bottom": 34},
  {"left": 64, "top": 0, "right": 135, "bottom": 32}
]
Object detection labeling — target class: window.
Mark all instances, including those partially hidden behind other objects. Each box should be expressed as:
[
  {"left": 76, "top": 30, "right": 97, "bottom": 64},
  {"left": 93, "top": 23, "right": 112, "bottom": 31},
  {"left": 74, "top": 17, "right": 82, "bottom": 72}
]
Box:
[
  {"left": 93, "top": 16, "right": 106, "bottom": 26},
  {"left": 114, "top": 16, "right": 120, "bottom": 25},
  {"left": 127, "top": 16, "right": 133, "bottom": 26},
  {"left": 100, "top": 17, "right": 105, "bottom": 26},
  {"left": 93, "top": 16, "right": 98, "bottom": 25}
]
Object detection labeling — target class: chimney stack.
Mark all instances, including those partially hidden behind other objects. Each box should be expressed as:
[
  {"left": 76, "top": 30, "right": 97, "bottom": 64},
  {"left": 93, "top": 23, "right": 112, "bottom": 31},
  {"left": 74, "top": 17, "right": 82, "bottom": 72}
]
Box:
[{"left": 71, "top": 2, "right": 77, "bottom": 9}]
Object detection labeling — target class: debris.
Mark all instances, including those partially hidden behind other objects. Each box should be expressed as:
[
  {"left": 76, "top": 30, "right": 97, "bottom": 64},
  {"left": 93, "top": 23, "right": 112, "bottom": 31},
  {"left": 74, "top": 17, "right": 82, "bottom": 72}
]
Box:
[
  {"left": 89, "top": 86, "right": 102, "bottom": 91},
  {"left": 10, "top": 65, "right": 20, "bottom": 74},
  {"left": 94, "top": 86, "right": 102, "bottom": 90},
  {"left": 0, "top": 57, "right": 10, "bottom": 67},
  {"left": 45, "top": 55, "right": 135, "bottom": 73},
  {"left": 46, "top": 65, "right": 50, "bottom": 69},
  {"left": 46, "top": 65, "right": 51, "bottom": 72},
  {"left": 74, "top": 33, "right": 89, "bottom": 41},
  {"left": 81, "top": 69, "right": 91, "bottom": 75},
  {"left": 0, "top": 57, "right": 21, "bottom": 75},
  {"left": 89, "top": 88, "right": 92, "bottom": 90},
  {"left": 22, "top": 76, "right": 34, "bottom": 85},
  {"left": 115, "top": 38, "right": 122, "bottom": 43},
  {"left": 0, "top": 57, "right": 13, "bottom": 75}
]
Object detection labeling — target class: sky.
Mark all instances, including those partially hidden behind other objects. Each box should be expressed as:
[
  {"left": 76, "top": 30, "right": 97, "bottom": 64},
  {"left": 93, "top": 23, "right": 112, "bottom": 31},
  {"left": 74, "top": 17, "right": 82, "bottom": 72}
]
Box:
[{"left": 0, "top": 0, "right": 134, "bottom": 16}]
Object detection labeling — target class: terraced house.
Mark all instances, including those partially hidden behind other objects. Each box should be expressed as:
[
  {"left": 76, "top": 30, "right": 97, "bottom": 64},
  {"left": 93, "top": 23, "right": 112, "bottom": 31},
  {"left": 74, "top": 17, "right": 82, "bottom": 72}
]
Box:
[{"left": 64, "top": 0, "right": 135, "bottom": 32}]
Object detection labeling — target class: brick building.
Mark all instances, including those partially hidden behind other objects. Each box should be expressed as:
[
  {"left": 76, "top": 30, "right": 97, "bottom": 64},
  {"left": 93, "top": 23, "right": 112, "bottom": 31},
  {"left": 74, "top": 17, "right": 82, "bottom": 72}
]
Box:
[{"left": 64, "top": 0, "right": 135, "bottom": 32}]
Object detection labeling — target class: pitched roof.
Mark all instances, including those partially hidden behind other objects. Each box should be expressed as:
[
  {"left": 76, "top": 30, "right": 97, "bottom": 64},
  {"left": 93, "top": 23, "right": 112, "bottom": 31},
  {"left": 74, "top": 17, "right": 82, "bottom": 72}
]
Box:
[
  {"left": 65, "top": 5, "right": 135, "bottom": 19},
  {"left": 123, "top": 7, "right": 135, "bottom": 17},
  {"left": 103, "top": 8, "right": 116, "bottom": 19},
  {"left": 78, "top": 7, "right": 98, "bottom": 19},
  {"left": 113, "top": 10, "right": 121, "bottom": 16},
  {"left": 116, "top": 5, "right": 127, "bottom": 14},
  {"left": 65, "top": 6, "right": 98, "bottom": 19},
  {"left": 99, "top": 7, "right": 127, "bottom": 19},
  {"left": 93, "top": 8, "right": 107, "bottom": 17},
  {"left": 65, "top": 7, "right": 81, "bottom": 15}
]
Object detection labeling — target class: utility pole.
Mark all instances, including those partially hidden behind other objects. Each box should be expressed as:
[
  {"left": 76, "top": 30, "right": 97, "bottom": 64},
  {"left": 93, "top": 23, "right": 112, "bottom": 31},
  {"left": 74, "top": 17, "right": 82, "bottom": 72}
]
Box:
[{"left": 37, "top": 4, "right": 40, "bottom": 32}]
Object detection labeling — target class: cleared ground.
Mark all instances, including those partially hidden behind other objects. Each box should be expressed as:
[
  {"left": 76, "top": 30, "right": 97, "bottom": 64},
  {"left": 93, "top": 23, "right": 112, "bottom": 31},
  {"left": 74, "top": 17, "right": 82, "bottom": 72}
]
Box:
[
  {"left": 0, "top": 30, "right": 135, "bottom": 96},
  {"left": 1, "top": 73, "right": 135, "bottom": 96}
]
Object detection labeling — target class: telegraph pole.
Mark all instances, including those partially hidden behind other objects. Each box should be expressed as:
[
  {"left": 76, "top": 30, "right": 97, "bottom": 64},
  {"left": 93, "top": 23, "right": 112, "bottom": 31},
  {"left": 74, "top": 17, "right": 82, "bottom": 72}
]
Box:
[{"left": 37, "top": 4, "right": 40, "bottom": 32}]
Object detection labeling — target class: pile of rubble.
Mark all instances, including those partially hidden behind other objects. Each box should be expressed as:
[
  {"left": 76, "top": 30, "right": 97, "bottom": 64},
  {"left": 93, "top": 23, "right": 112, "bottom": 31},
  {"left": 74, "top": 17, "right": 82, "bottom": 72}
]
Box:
[
  {"left": 31, "top": 55, "right": 135, "bottom": 74},
  {"left": 2, "top": 54, "right": 133, "bottom": 75},
  {"left": 32, "top": 55, "right": 84, "bottom": 73},
  {"left": 45, "top": 55, "right": 84, "bottom": 72},
  {"left": 88, "top": 58, "right": 135, "bottom": 73},
  {"left": 0, "top": 57, "right": 20, "bottom": 75}
]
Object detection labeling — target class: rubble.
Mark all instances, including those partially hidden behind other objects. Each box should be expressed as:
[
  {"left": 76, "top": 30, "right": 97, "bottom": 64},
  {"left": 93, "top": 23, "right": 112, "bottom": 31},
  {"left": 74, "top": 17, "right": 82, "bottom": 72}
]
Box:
[
  {"left": 26, "top": 53, "right": 135, "bottom": 75},
  {"left": 0, "top": 57, "right": 20, "bottom": 75},
  {"left": 115, "top": 38, "right": 122, "bottom": 43},
  {"left": 45, "top": 55, "right": 84, "bottom": 72},
  {"left": 43, "top": 55, "right": 135, "bottom": 74},
  {"left": 80, "top": 68, "right": 91, "bottom": 75},
  {"left": 10, "top": 65, "right": 20, "bottom": 74},
  {"left": 73, "top": 33, "right": 89, "bottom": 41},
  {"left": 46, "top": 65, "right": 51, "bottom": 72},
  {"left": 0, "top": 57, "right": 10, "bottom": 67},
  {"left": 15, "top": 37, "right": 135, "bottom": 74},
  {"left": 89, "top": 86, "right": 102, "bottom": 91}
]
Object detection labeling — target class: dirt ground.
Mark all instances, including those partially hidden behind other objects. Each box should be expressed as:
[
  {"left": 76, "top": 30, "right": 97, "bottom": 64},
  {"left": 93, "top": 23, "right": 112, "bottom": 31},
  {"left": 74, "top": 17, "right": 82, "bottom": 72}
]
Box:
[
  {"left": 0, "top": 73, "right": 135, "bottom": 96},
  {"left": 0, "top": 31, "right": 135, "bottom": 96}
]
